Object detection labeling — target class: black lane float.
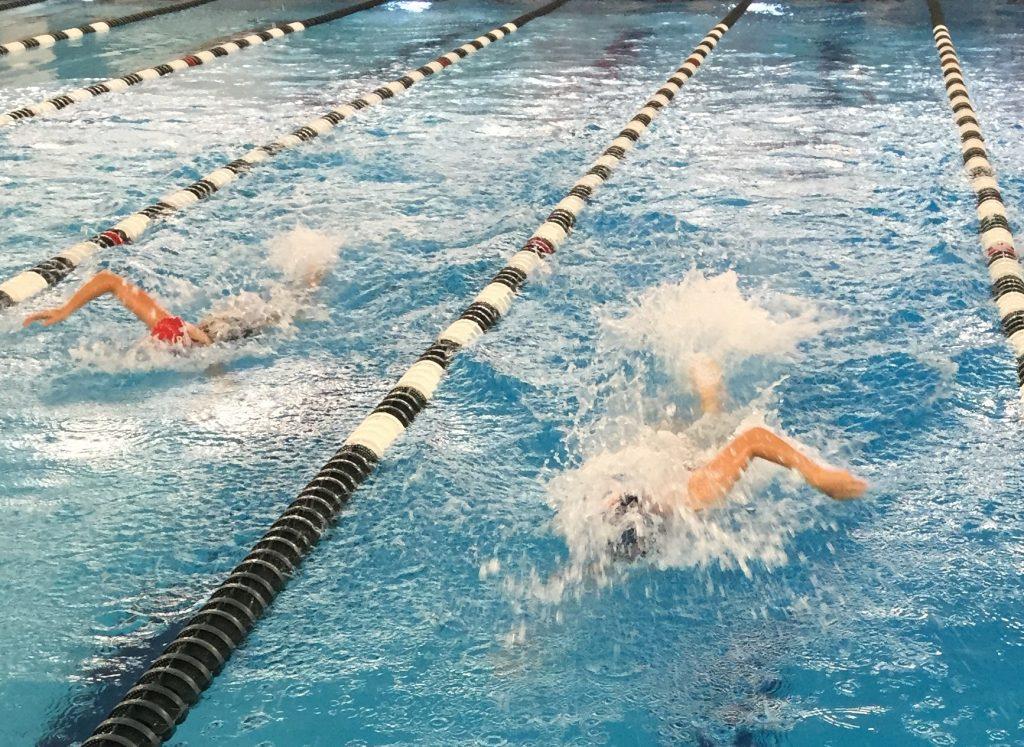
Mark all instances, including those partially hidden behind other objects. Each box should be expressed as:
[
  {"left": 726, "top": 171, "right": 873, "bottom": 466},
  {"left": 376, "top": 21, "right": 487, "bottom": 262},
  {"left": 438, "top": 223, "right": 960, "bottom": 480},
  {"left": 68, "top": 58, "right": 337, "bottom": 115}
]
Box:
[
  {"left": 0, "top": 0, "right": 391, "bottom": 127},
  {"left": 82, "top": 1, "right": 753, "bottom": 744},
  {"left": 926, "top": 0, "right": 1024, "bottom": 393},
  {"left": 0, "top": 0, "right": 222, "bottom": 58},
  {"left": 0, "top": 0, "right": 572, "bottom": 311}
]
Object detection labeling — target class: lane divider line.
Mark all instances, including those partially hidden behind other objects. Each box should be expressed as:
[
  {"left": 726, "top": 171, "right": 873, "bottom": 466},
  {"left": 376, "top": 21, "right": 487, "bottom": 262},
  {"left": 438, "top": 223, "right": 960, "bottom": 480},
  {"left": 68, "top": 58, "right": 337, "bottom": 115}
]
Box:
[
  {"left": 927, "top": 0, "right": 1024, "bottom": 394},
  {"left": 0, "top": 0, "right": 46, "bottom": 13},
  {"left": 0, "top": 0, "right": 573, "bottom": 311},
  {"left": 0, "top": 0, "right": 390, "bottom": 127},
  {"left": 0, "top": 0, "right": 222, "bottom": 58},
  {"left": 81, "top": 2, "right": 752, "bottom": 745}
]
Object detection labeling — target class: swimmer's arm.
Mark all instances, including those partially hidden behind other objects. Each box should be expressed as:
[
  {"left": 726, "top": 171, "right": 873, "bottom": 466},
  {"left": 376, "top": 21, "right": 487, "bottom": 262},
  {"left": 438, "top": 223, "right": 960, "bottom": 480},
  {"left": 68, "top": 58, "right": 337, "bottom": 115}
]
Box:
[
  {"left": 689, "top": 355, "right": 724, "bottom": 415},
  {"left": 23, "top": 306, "right": 72, "bottom": 327},
  {"left": 186, "top": 323, "right": 212, "bottom": 346},
  {"left": 23, "top": 270, "right": 170, "bottom": 331}
]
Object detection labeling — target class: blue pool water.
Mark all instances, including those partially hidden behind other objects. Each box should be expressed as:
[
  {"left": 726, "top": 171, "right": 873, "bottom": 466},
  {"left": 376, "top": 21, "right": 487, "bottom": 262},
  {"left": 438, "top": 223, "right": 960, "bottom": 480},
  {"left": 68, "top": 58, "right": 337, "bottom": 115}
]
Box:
[{"left": 2, "top": 0, "right": 1023, "bottom": 744}]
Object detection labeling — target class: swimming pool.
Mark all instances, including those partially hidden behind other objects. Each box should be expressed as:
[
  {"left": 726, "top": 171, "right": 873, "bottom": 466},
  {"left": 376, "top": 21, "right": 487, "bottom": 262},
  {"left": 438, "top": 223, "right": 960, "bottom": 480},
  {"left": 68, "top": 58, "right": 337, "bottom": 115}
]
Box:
[{"left": 2, "top": 0, "right": 1023, "bottom": 744}]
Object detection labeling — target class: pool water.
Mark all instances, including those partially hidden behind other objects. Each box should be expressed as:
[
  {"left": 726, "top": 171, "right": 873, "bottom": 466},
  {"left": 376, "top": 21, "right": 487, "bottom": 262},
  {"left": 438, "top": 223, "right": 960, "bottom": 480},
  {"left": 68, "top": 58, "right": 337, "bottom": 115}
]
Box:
[{"left": 2, "top": 0, "right": 1023, "bottom": 744}]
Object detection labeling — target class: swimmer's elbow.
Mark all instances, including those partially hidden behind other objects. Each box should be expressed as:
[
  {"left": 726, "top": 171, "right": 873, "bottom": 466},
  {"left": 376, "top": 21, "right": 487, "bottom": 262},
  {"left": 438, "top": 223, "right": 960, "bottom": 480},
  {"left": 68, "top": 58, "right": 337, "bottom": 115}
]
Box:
[{"left": 94, "top": 269, "right": 124, "bottom": 285}]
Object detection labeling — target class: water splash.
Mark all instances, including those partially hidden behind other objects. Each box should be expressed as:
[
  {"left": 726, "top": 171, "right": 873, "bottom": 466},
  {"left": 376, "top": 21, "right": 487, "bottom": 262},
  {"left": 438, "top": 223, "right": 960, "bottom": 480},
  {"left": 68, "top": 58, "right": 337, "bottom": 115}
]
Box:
[
  {"left": 539, "top": 415, "right": 811, "bottom": 590},
  {"left": 604, "top": 269, "right": 831, "bottom": 389},
  {"left": 519, "top": 271, "right": 836, "bottom": 602},
  {"left": 749, "top": 3, "right": 786, "bottom": 16},
  {"left": 264, "top": 225, "right": 343, "bottom": 288}
]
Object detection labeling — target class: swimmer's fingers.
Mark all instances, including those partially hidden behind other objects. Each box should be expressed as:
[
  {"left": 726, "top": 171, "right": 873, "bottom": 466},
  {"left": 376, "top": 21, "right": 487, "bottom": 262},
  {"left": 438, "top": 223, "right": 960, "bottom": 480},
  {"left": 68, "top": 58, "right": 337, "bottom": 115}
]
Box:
[
  {"left": 22, "top": 309, "right": 65, "bottom": 328},
  {"left": 38, "top": 309, "right": 67, "bottom": 326}
]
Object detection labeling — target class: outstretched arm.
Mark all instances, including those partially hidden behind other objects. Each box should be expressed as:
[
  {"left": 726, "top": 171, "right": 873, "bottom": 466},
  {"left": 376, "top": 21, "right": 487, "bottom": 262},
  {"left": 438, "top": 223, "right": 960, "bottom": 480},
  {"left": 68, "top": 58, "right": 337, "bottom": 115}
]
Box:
[
  {"left": 24, "top": 270, "right": 172, "bottom": 330},
  {"left": 689, "top": 355, "right": 724, "bottom": 415},
  {"left": 686, "top": 426, "right": 866, "bottom": 510}
]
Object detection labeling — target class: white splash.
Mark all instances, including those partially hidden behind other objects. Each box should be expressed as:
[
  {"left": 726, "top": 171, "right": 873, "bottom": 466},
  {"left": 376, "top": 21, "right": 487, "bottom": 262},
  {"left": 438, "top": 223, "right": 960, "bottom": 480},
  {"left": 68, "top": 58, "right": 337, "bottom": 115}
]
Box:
[
  {"left": 265, "top": 225, "right": 343, "bottom": 287},
  {"left": 542, "top": 414, "right": 804, "bottom": 585},
  {"left": 749, "top": 2, "right": 786, "bottom": 15},
  {"left": 515, "top": 271, "right": 833, "bottom": 603},
  {"left": 393, "top": 0, "right": 431, "bottom": 11},
  {"left": 604, "top": 269, "right": 830, "bottom": 388},
  {"left": 199, "top": 284, "right": 304, "bottom": 343}
]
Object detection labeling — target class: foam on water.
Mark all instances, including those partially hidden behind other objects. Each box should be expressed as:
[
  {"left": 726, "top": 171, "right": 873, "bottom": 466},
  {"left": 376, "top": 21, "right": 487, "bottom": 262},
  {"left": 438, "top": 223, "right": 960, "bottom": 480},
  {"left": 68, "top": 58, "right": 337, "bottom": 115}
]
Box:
[{"left": 68, "top": 336, "right": 257, "bottom": 374}]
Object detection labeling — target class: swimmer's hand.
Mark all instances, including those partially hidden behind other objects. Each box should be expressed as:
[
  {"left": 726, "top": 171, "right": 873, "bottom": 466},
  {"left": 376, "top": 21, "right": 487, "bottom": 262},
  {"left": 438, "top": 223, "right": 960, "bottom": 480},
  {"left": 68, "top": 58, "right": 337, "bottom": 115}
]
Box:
[
  {"left": 807, "top": 465, "right": 868, "bottom": 501},
  {"left": 23, "top": 307, "right": 70, "bottom": 328},
  {"left": 186, "top": 322, "right": 213, "bottom": 346}
]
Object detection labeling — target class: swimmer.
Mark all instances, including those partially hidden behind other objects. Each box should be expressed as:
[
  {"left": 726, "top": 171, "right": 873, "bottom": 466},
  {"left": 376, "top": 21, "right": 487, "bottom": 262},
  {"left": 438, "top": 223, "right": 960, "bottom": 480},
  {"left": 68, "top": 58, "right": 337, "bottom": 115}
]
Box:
[
  {"left": 22, "top": 229, "right": 339, "bottom": 346},
  {"left": 23, "top": 270, "right": 215, "bottom": 345},
  {"left": 607, "top": 356, "right": 866, "bottom": 559}
]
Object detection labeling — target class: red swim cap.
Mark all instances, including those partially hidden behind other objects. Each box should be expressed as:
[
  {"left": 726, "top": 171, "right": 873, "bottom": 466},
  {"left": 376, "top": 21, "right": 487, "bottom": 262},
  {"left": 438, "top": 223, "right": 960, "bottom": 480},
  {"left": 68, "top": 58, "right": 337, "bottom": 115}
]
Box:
[{"left": 150, "top": 316, "right": 187, "bottom": 344}]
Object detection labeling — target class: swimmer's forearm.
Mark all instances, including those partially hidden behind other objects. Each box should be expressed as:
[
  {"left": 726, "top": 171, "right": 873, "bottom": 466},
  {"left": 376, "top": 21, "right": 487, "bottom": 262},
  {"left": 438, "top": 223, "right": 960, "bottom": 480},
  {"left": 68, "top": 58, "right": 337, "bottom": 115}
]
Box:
[
  {"left": 49, "top": 270, "right": 123, "bottom": 321},
  {"left": 187, "top": 324, "right": 212, "bottom": 346}
]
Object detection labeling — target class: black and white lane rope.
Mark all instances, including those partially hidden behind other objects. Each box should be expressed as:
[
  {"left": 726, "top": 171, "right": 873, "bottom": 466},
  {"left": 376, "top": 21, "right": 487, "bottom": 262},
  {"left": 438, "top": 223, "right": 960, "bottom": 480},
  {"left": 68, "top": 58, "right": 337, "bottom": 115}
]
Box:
[
  {"left": 0, "top": 0, "right": 221, "bottom": 58},
  {"left": 82, "top": 2, "right": 752, "bottom": 745},
  {"left": 0, "top": 0, "right": 572, "bottom": 311},
  {"left": 0, "top": 0, "right": 389, "bottom": 127},
  {"left": 927, "top": 0, "right": 1024, "bottom": 392},
  {"left": 0, "top": 0, "right": 46, "bottom": 13}
]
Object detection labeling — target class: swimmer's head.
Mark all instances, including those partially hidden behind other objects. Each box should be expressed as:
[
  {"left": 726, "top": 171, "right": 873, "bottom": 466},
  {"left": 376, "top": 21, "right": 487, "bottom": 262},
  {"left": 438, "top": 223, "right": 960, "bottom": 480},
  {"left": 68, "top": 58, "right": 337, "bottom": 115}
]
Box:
[
  {"left": 197, "top": 290, "right": 285, "bottom": 343},
  {"left": 196, "top": 315, "right": 262, "bottom": 343},
  {"left": 608, "top": 493, "right": 651, "bottom": 561}
]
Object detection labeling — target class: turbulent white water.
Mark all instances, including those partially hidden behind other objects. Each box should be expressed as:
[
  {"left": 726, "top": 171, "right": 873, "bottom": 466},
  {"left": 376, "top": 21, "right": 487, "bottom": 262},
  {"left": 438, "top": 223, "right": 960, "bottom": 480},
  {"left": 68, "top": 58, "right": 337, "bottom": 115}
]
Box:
[
  {"left": 527, "top": 271, "right": 843, "bottom": 599},
  {"left": 264, "top": 224, "right": 344, "bottom": 287},
  {"left": 605, "top": 268, "right": 832, "bottom": 388}
]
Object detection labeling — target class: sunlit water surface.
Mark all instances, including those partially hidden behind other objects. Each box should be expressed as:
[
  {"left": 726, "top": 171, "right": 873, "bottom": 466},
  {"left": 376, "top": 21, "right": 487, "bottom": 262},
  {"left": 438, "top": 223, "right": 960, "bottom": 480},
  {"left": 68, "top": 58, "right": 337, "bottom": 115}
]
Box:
[{"left": 1, "top": 0, "right": 1023, "bottom": 744}]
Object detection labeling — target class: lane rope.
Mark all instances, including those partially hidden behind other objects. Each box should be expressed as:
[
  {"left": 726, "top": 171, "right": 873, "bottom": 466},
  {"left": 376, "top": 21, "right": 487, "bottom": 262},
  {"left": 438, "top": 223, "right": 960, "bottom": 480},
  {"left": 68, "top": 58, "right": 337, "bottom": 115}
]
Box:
[
  {"left": 0, "top": 0, "right": 222, "bottom": 58},
  {"left": 81, "top": 2, "right": 752, "bottom": 745},
  {"left": 927, "top": 0, "right": 1024, "bottom": 393},
  {"left": 0, "top": 0, "right": 573, "bottom": 311},
  {"left": 0, "top": 0, "right": 46, "bottom": 13},
  {"left": 0, "top": 0, "right": 390, "bottom": 127}
]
